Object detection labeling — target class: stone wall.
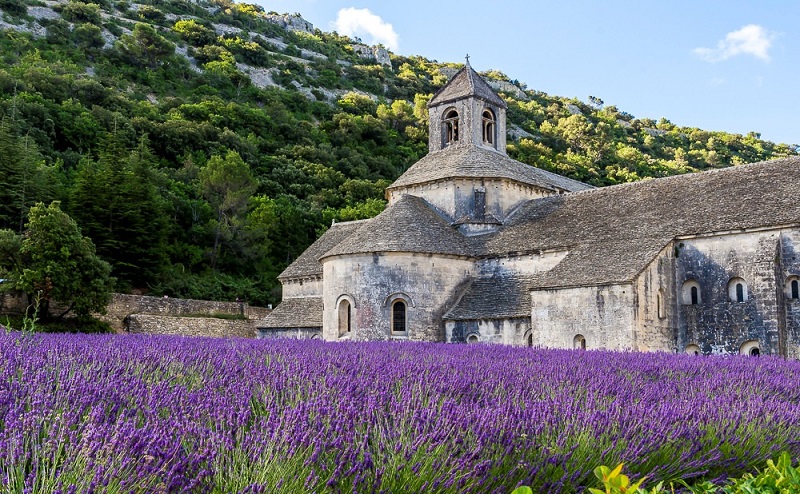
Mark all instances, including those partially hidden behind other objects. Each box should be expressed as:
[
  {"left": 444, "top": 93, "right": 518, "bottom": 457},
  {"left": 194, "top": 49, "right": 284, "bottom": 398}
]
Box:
[
  {"left": 675, "top": 229, "right": 785, "bottom": 355},
  {"left": 257, "top": 327, "right": 321, "bottom": 340},
  {"left": 445, "top": 317, "right": 531, "bottom": 345},
  {"left": 530, "top": 284, "right": 636, "bottom": 350},
  {"left": 0, "top": 291, "right": 26, "bottom": 315},
  {"left": 99, "top": 293, "right": 265, "bottom": 332},
  {"left": 322, "top": 252, "right": 473, "bottom": 342},
  {"left": 126, "top": 314, "right": 255, "bottom": 338},
  {"left": 387, "top": 178, "right": 553, "bottom": 227},
  {"left": 633, "top": 244, "right": 677, "bottom": 352}
]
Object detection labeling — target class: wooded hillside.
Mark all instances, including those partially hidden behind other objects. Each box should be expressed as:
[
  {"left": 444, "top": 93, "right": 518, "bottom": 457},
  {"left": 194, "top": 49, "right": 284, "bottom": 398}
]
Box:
[{"left": 0, "top": 0, "right": 795, "bottom": 305}]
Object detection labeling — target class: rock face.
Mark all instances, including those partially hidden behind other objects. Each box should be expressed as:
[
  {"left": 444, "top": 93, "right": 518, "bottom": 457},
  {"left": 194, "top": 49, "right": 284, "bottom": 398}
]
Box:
[
  {"left": 486, "top": 79, "right": 528, "bottom": 100},
  {"left": 351, "top": 44, "right": 392, "bottom": 67},
  {"left": 265, "top": 13, "right": 313, "bottom": 34}
]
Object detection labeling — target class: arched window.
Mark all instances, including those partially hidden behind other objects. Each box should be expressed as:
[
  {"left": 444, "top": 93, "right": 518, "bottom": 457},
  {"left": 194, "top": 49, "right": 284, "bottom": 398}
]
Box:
[
  {"left": 573, "top": 334, "right": 586, "bottom": 350},
  {"left": 337, "top": 299, "right": 352, "bottom": 337},
  {"left": 656, "top": 290, "right": 665, "bottom": 319},
  {"left": 442, "top": 109, "right": 459, "bottom": 146},
  {"left": 391, "top": 300, "right": 407, "bottom": 334},
  {"left": 482, "top": 109, "right": 496, "bottom": 147},
  {"left": 685, "top": 344, "right": 701, "bottom": 356},
  {"left": 727, "top": 277, "right": 748, "bottom": 303},
  {"left": 786, "top": 277, "right": 800, "bottom": 300},
  {"left": 467, "top": 334, "right": 479, "bottom": 344},
  {"left": 681, "top": 280, "right": 701, "bottom": 305},
  {"left": 526, "top": 332, "right": 533, "bottom": 347},
  {"left": 740, "top": 340, "right": 760, "bottom": 356}
]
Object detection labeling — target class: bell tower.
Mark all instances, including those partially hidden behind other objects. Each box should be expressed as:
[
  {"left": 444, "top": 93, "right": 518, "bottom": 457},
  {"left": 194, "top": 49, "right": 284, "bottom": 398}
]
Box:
[{"left": 427, "top": 56, "right": 508, "bottom": 154}]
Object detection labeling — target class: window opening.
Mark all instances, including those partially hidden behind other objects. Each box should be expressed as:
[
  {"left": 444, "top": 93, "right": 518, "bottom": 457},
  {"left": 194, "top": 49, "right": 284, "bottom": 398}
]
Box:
[
  {"left": 573, "top": 334, "right": 586, "bottom": 350},
  {"left": 792, "top": 280, "right": 799, "bottom": 299},
  {"left": 392, "top": 300, "right": 407, "bottom": 334},
  {"left": 736, "top": 283, "right": 744, "bottom": 303},
  {"left": 690, "top": 286, "right": 698, "bottom": 305},
  {"left": 526, "top": 333, "right": 533, "bottom": 347},
  {"left": 467, "top": 334, "right": 479, "bottom": 344},
  {"left": 750, "top": 347, "right": 760, "bottom": 356},
  {"left": 482, "top": 109, "right": 496, "bottom": 146},
  {"left": 443, "top": 109, "right": 459, "bottom": 146},
  {"left": 338, "top": 299, "right": 352, "bottom": 336}
]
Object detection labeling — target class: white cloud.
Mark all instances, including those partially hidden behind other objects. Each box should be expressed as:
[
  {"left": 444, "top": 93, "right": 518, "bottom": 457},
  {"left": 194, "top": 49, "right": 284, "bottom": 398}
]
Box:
[
  {"left": 693, "top": 24, "right": 776, "bottom": 63},
  {"left": 334, "top": 7, "right": 399, "bottom": 51}
]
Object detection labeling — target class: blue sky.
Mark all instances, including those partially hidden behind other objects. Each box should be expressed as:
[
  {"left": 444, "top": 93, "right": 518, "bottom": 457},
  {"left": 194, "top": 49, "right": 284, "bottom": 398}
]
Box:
[{"left": 259, "top": 1, "right": 799, "bottom": 146}]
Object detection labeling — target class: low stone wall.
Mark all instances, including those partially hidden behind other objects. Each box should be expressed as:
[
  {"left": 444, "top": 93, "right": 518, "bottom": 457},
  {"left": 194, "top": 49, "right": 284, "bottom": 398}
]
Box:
[
  {"left": 126, "top": 314, "right": 256, "bottom": 338},
  {"left": 257, "top": 327, "right": 321, "bottom": 340},
  {"left": 99, "top": 293, "right": 269, "bottom": 333},
  {"left": 0, "top": 291, "right": 27, "bottom": 315}
]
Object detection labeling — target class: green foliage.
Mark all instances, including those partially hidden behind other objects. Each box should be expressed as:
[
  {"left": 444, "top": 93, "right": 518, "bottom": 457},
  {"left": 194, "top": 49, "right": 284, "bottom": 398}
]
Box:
[
  {"left": 115, "top": 23, "right": 175, "bottom": 68},
  {"left": 13, "top": 202, "right": 113, "bottom": 319},
  {"left": 57, "top": 1, "right": 102, "bottom": 24},
  {"left": 588, "top": 463, "right": 655, "bottom": 494},
  {"left": 0, "top": 2, "right": 794, "bottom": 307}
]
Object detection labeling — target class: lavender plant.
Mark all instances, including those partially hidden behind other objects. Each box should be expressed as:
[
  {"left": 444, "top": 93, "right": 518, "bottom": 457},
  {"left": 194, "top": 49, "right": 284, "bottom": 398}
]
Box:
[{"left": 1, "top": 334, "right": 799, "bottom": 493}]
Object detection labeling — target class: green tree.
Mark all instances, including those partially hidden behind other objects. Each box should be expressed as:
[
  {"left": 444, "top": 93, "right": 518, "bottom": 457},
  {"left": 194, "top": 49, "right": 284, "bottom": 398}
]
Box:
[
  {"left": 69, "top": 137, "right": 167, "bottom": 289},
  {"left": 13, "top": 202, "right": 113, "bottom": 320},
  {"left": 198, "top": 150, "right": 257, "bottom": 268},
  {"left": 115, "top": 23, "right": 175, "bottom": 68},
  {"left": 0, "top": 125, "right": 58, "bottom": 232}
]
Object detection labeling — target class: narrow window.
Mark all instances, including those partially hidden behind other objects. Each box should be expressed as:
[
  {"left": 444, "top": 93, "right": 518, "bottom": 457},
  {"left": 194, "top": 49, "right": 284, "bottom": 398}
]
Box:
[
  {"left": 338, "top": 299, "right": 352, "bottom": 337},
  {"left": 474, "top": 188, "right": 486, "bottom": 220},
  {"left": 526, "top": 333, "right": 533, "bottom": 347},
  {"left": 482, "top": 109, "right": 496, "bottom": 147},
  {"left": 728, "top": 278, "right": 747, "bottom": 303},
  {"left": 391, "top": 300, "right": 407, "bottom": 334},
  {"left": 657, "top": 291, "right": 665, "bottom": 319},
  {"left": 443, "top": 109, "right": 459, "bottom": 146},
  {"left": 792, "top": 280, "right": 799, "bottom": 300},
  {"left": 682, "top": 280, "right": 701, "bottom": 305}
]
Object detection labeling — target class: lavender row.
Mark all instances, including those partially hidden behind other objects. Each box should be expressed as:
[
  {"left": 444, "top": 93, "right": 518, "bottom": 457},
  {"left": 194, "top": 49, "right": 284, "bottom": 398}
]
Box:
[{"left": 1, "top": 333, "right": 799, "bottom": 493}]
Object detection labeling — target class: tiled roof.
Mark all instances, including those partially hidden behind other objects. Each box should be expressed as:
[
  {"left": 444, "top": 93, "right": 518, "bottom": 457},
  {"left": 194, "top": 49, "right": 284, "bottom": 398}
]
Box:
[
  {"left": 257, "top": 297, "right": 322, "bottom": 329},
  {"left": 387, "top": 144, "right": 593, "bottom": 192},
  {"left": 322, "top": 195, "right": 472, "bottom": 259},
  {"left": 278, "top": 220, "right": 367, "bottom": 279},
  {"left": 478, "top": 156, "right": 800, "bottom": 288},
  {"left": 444, "top": 276, "right": 532, "bottom": 320},
  {"left": 428, "top": 65, "right": 507, "bottom": 109}
]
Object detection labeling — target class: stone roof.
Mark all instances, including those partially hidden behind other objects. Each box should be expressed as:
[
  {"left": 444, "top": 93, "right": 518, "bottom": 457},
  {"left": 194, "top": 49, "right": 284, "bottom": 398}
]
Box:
[
  {"left": 444, "top": 276, "right": 532, "bottom": 320},
  {"left": 478, "top": 156, "right": 800, "bottom": 289},
  {"left": 322, "top": 195, "right": 472, "bottom": 259},
  {"left": 428, "top": 64, "right": 508, "bottom": 109},
  {"left": 279, "top": 220, "right": 367, "bottom": 279},
  {"left": 387, "top": 144, "right": 593, "bottom": 192},
  {"left": 258, "top": 297, "right": 322, "bottom": 329}
]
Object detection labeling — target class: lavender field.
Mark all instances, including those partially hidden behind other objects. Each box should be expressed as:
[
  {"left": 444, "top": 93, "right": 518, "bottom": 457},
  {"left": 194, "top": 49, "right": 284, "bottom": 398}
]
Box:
[{"left": 2, "top": 333, "right": 800, "bottom": 493}]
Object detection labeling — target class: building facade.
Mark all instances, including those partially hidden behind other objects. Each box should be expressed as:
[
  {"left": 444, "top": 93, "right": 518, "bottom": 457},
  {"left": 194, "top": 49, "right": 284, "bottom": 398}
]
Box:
[{"left": 259, "top": 63, "right": 800, "bottom": 357}]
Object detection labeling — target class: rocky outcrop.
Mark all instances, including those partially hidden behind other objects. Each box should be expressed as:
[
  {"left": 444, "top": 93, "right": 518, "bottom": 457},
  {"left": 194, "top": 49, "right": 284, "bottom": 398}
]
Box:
[
  {"left": 351, "top": 44, "right": 391, "bottom": 67},
  {"left": 265, "top": 13, "right": 313, "bottom": 34},
  {"left": 486, "top": 79, "right": 528, "bottom": 100}
]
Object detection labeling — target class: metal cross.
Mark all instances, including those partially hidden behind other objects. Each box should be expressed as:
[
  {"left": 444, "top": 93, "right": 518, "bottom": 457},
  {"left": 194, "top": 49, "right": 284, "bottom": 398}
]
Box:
[{"left": 465, "top": 54, "right": 470, "bottom": 66}]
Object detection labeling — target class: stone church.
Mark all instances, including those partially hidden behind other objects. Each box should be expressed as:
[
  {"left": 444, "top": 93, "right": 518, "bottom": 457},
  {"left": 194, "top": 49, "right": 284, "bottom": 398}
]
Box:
[{"left": 259, "top": 63, "right": 800, "bottom": 358}]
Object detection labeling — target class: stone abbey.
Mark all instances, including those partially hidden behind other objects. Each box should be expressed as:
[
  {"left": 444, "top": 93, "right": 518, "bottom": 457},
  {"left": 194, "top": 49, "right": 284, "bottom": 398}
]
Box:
[{"left": 259, "top": 62, "right": 800, "bottom": 357}]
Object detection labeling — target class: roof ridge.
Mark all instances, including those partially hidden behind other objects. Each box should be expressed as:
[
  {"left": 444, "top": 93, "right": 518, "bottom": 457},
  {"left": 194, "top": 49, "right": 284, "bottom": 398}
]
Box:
[{"left": 564, "top": 156, "right": 800, "bottom": 198}]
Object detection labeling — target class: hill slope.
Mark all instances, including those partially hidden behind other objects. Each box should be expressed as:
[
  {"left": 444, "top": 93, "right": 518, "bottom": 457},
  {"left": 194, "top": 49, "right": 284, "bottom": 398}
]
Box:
[{"left": 0, "top": 0, "right": 795, "bottom": 305}]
